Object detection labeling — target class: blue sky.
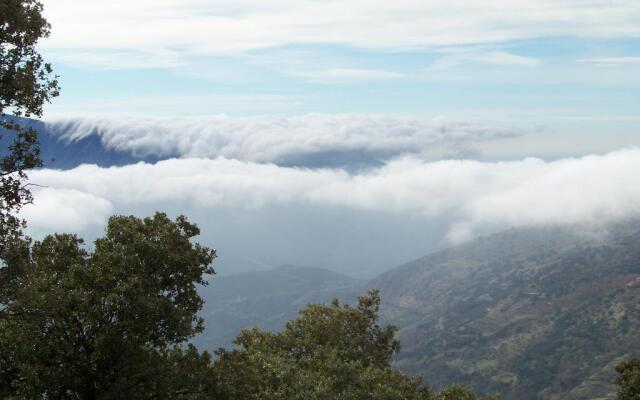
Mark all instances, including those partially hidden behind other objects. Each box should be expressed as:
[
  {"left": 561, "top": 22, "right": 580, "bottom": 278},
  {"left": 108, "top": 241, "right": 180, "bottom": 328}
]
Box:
[
  {"left": 46, "top": 38, "right": 640, "bottom": 119},
  {"left": 39, "top": 2, "right": 638, "bottom": 117},
  {"left": 21, "top": 1, "right": 640, "bottom": 274},
  {"left": 37, "top": 0, "right": 640, "bottom": 156}
]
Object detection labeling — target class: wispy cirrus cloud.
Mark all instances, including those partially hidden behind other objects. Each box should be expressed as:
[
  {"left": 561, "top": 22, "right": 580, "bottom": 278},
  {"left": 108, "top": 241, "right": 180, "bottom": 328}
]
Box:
[
  {"left": 43, "top": 94, "right": 304, "bottom": 118},
  {"left": 290, "top": 68, "right": 404, "bottom": 81},
  {"left": 577, "top": 57, "right": 640, "bottom": 67},
  {"left": 41, "top": 0, "right": 640, "bottom": 69},
  {"left": 429, "top": 50, "right": 542, "bottom": 70},
  {"left": 44, "top": 49, "right": 187, "bottom": 70}
]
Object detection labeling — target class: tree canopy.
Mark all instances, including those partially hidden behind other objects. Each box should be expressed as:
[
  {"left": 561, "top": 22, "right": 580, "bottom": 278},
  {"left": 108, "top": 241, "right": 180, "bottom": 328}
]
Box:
[
  {"left": 0, "top": 213, "right": 217, "bottom": 399},
  {"left": 214, "top": 290, "right": 431, "bottom": 399},
  {"left": 0, "top": 0, "right": 59, "bottom": 253},
  {"left": 616, "top": 358, "right": 640, "bottom": 400},
  {"left": 214, "top": 290, "right": 494, "bottom": 400},
  {"left": 0, "top": 210, "right": 501, "bottom": 399}
]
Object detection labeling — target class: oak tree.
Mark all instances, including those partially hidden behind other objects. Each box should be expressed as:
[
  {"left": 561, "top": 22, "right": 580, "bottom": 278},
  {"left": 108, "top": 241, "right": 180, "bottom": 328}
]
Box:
[
  {"left": 0, "top": 213, "right": 216, "bottom": 399},
  {"left": 0, "top": 0, "right": 59, "bottom": 253},
  {"left": 214, "top": 290, "right": 433, "bottom": 400}
]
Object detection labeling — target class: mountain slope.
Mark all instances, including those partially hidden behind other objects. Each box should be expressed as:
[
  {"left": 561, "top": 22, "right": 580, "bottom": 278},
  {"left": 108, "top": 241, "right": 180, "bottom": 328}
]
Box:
[
  {"left": 195, "top": 265, "right": 359, "bottom": 350},
  {"left": 374, "top": 223, "right": 640, "bottom": 399},
  {"left": 0, "top": 116, "right": 163, "bottom": 168},
  {"left": 193, "top": 224, "right": 640, "bottom": 399}
]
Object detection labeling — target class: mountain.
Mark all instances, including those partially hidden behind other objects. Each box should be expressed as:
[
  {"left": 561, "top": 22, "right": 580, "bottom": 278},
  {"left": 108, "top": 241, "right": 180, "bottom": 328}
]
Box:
[
  {"left": 374, "top": 222, "right": 640, "bottom": 400},
  {"left": 0, "top": 116, "right": 163, "bottom": 169},
  {"left": 195, "top": 222, "right": 640, "bottom": 399},
  {"left": 0, "top": 116, "right": 387, "bottom": 170},
  {"left": 10, "top": 115, "right": 638, "bottom": 397},
  {"left": 194, "top": 265, "right": 359, "bottom": 350}
]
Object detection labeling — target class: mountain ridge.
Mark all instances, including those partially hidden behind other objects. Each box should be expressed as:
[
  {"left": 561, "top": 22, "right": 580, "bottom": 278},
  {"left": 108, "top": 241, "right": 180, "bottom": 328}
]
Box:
[
  {"left": 1, "top": 116, "right": 164, "bottom": 168},
  {"left": 374, "top": 222, "right": 640, "bottom": 399},
  {"left": 196, "top": 222, "right": 640, "bottom": 399}
]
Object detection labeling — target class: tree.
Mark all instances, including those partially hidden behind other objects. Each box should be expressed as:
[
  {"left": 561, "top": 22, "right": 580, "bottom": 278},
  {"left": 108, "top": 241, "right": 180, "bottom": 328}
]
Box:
[
  {"left": 435, "top": 384, "right": 500, "bottom": 400},
  {"left": 616, "top": 358, "right": 640, "bottom": 400},
  {"left": 214, "top": 290, "right": 433, "bottom": 400},
  {"left": 214, "top": 290, "right": 494, "bottom": 400},
  {"left": 0, "top": 0, "right": 59, "bottom": 254},
  {"left": 0, "top": 213, "right": 217, "bottom": 399}
]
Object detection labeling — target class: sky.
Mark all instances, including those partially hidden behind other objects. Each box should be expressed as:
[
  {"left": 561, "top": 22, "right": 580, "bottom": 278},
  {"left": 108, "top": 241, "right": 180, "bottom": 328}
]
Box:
[
  {"left": 40, "top": 2, "right": 640, "bottom": 122},
  {"left": 19, "top": 0, "right": 640, "bottom": 276}
]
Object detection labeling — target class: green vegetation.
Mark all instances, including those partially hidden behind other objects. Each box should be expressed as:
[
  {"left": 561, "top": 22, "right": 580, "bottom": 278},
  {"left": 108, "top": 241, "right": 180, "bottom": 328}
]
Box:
[
  {"left": 616, "top": 358, "right": 640, "bottom": 400},
  {"left": 0, "top": 2, "right": 489, "bottom": 399},
  {"left": 372, "top": 224, "right": 640, "bottom": 399},
  {"left": 195, "top": 224, "right": 640, "bottom": 399},
  {"left": 0, "top": 213, "right": 492, "bottom": 398},
  {"left": 435, "top": 384, "right": 499, "bottom": 400},
  {"left": 0, "top": 213, "right": 217, "bottom": 398},
  {"left": 0, "top": 0, "right": 59, "bottom": 253},
  {"left": 213, "top": 289, "right": 500, "bottom": 400},
  {"left": 214, "top": 290, "right": 431, "bottom": 400},
  {"left": 1, "top": 2, "right": 637, "bottom": 399}
]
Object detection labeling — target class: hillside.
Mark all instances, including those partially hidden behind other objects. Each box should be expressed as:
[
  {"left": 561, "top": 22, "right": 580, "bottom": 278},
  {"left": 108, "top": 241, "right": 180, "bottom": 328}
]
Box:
[
  {"left": 194, "top": 265, "right": 359, "bottom": 350},
  {"left": 0, "top": 116, "right": 162, "bottom": 169},
  {"left": 374, "top": 222, "right": 640, "bottom": 399},
  {"left": 194, "top": 223, "right": 640, "bottom": 399}
]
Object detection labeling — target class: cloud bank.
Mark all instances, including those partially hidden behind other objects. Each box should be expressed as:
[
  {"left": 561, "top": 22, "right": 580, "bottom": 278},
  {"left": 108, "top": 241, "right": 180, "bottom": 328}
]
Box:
[
  {"left": 45, "top": 114, "right": 520, "bottom": 165},
  {"left": 24, "top": 148, "right": 640, "bottom": 243},
  {"left": 21, "top": 188, "right": 113, "bottom": 233}
]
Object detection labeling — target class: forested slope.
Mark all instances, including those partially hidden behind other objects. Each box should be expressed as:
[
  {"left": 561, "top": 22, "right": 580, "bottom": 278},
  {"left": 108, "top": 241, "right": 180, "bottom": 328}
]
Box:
[{"left": 374, "top": 223, "right": 640, "bottom": 399}]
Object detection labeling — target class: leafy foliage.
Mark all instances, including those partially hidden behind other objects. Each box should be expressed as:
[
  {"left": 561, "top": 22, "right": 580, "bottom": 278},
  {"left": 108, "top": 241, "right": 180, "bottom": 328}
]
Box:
[
  {"left": 0, "top": 209, "right": 495, "bottom": 399},
  {"left": 616, "top": 358, "right": 640, "bottom": 400},
  {"left": 0, "top": 213, "right": 216, "bottom": 399},
  {"left": 0, "top": 0, "right": 60, "bottom": 253},
  {"left": 214, "top": 290, "right": 490, "bottom": 400},
  {"left": 435, "top": 384, "right": 500, "bottom": 400},
  {"left": 214, "top": 290, "right": 433, "bottom": 400}
]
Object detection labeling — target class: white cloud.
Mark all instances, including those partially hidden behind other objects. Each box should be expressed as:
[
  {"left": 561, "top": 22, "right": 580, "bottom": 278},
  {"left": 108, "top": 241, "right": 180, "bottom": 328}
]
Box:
[
  {"left": 44, "top": 114, "right": 520, "bottom": 163},
  {"left": 44, "top": 49, "right": 186, "bottom": 70},
  {"left": 291, "top": 68, "right": 404, "bottom": 80},
  {"left": 25, "top": 148, "right": 640, "bottom": 243},
  {"left": 429, "top": 50, "right": 542, "bottom": 70},
  {"left": 577, "top": 57, "right": 640, "bottom": 67},
  {"left": 21, "top": 188, "right": 113, "bottom": 233},
  {"left": 40, "top": 0, "right": 640, "bottom": 68},
  {"left": 43, "top": 94, "right": 302, "bottom": 118}
]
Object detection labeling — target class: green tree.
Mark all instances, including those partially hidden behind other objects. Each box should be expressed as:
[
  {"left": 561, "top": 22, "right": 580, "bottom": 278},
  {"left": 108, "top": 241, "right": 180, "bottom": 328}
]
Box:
[
  {"left": 0, "top": 213, "right": 217, "bottom": 399},
  {"left": 435, "top": 384, "right": 499, "bottom": 400},
  {"left": 214, "top": 290, "right": 433, "bottom": 400},
  {"left": 0, "top": 0, "right": 59, "bottom": 253},
  {"left": 616, "top": 358, "right": 640, "bottom": 400}
]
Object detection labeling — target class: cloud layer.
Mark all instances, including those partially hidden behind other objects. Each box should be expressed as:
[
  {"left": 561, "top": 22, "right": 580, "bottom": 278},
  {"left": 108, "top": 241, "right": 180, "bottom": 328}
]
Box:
[
  {"left": 24, "top": 148, "right": 640, "bottom": 243},
  {"left": 45, "top": 114, "right": 520, "bottom": 165},
  {"left": 21, "top": 188, "right": 113, "bottom": 233},
  {"left": 41, "top": 0, "right": 640, "bottom": 69}
]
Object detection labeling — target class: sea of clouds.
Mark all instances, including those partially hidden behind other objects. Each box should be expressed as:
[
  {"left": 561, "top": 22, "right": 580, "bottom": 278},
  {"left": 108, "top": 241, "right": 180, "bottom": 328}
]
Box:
[
  {"left": 24, "top": 149, "right": 640, "bottom": 241},
  {"left": 19, "top": 115, "right": 640, "bottom": 274},
  {"left": 45, "top": 114, "right": 520, "bottom": 165}
]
